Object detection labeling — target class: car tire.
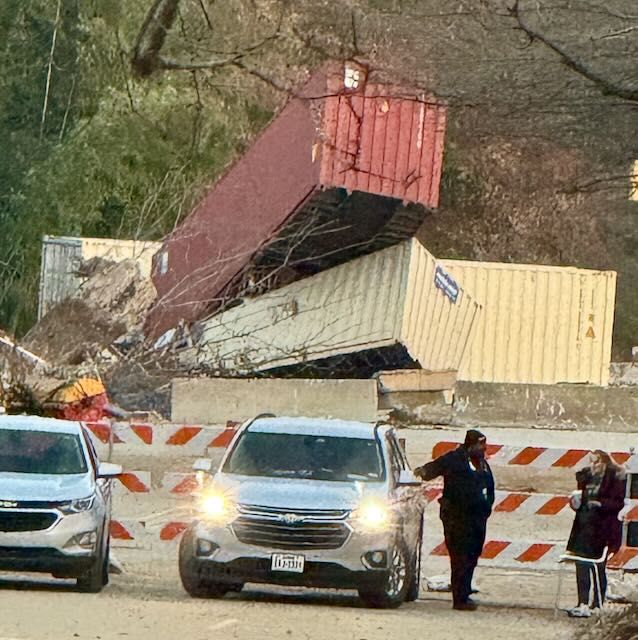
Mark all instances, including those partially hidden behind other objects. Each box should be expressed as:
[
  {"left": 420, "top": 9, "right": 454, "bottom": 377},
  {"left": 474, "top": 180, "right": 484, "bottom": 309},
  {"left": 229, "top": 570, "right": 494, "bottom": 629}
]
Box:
[
  {"left": 77, "top": 530, "right": 108, "bottom": 593},
  {"left": 358, "top": 541, "right": 412, "bottom": 609},
  {"left": 101, "top": 539, "right": 111, "bottom": 587},
  {"left": 178, "top": 527, "right": 232, "bottom": 599},
  {"left": 406, "top": 520, "right": 423, "bottom": 602}
]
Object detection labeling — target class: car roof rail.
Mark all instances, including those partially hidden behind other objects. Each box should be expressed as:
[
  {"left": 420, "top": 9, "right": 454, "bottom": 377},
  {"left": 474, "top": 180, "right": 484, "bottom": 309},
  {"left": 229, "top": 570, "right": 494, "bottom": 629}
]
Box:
[{"left": 242, "top": 412, "right": 276, "bottom": 431}]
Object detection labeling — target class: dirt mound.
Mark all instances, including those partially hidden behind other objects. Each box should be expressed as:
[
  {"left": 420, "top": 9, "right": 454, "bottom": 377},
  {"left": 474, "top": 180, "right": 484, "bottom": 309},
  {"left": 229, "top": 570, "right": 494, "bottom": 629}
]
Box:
[
  {"left": 23, "top": 259, "right": 157, "bottom": 366},
  {"left": 9, "top": 258, "right": 167, "bottom": 415},
  {"left": 23, "top": 298, "right": 126, "bottom": 365}
]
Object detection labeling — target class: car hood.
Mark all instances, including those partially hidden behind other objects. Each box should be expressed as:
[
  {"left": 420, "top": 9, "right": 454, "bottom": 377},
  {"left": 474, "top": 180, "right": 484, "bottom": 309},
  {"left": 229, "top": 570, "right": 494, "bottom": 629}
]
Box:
[
  {"left": 212, "top": 473, "right": 387, "bottom": 511},
  {"left": 0, "top": 472, "right": 94, "bottom": 501}
]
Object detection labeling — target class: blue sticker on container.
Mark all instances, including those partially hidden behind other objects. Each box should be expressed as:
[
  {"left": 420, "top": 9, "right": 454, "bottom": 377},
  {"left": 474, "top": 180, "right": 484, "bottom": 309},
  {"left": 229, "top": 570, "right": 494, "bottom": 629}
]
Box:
[{"left": 434, "top": 266, "right": 459, "bottom": 303}]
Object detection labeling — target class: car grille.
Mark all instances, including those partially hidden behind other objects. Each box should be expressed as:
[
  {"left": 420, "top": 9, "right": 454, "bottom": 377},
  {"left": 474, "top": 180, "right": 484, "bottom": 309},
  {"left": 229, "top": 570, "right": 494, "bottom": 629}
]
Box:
[
  {"left": 232, "top": 504, "right": 351, "bottom": 550},
  {"left": 0, "top": 511, "right": 58, "bottom": 532}
]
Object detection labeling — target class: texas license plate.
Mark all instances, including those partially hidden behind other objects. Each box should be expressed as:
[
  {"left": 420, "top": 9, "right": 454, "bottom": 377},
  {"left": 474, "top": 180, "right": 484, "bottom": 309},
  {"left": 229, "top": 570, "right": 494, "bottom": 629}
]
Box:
[{"left": 271, "top": 553, "right": 305, "bottom": 573}]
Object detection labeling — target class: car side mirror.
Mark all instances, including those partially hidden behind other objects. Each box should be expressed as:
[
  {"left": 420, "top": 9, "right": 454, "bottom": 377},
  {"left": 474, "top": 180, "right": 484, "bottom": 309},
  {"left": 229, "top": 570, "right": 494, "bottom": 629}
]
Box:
[
  {"left": 193, "top": 458, "right": 213, "bottom": 473},
  {"left": 97, "top": 462, "right": 122, "bottom": 478},
  {"left": 397, "top": 469, "right": 421, "bottom": 487}
]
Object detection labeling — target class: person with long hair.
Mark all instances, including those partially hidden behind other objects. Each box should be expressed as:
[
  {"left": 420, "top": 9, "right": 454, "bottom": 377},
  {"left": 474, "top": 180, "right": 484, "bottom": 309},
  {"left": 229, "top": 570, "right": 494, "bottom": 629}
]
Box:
[{"left": 565, "top": 449, "right": 626, "bottom": 618}]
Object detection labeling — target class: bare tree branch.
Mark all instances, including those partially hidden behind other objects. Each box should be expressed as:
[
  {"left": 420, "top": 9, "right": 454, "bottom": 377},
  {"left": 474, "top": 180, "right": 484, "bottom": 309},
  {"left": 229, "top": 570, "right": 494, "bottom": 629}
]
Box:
[
  {"left": 231, "top": 60, "right": 290, "bottom": 93},
  {"left": 155, "top": 53, "right": 244, "bottom": 72},
  {"left": 198, "top": 0, "right": 214, "bottom": 31},
  {"left": 595, "top": 25, "right": 638, "bottom": 40},
  {"left": 131, "top": 0, "right": 181, "bottom": 77},
  {"left": 511, "top": 0, "right": 638, "bottom": 102},
  {"left": 132, "top": 0, "right": 281, "bottom": 77},
  {"left": 40, "top": 0, "right": 62, "bottom": 139}
]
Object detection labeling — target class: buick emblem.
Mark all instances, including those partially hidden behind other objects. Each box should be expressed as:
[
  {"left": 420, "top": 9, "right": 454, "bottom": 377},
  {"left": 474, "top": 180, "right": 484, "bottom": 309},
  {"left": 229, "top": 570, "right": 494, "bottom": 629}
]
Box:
[
  {"left": 0, "top": 500, "right": 18, "bottom": 508},
  {"left": 278, "top": 513, "right": 305, "bottom": 525}
]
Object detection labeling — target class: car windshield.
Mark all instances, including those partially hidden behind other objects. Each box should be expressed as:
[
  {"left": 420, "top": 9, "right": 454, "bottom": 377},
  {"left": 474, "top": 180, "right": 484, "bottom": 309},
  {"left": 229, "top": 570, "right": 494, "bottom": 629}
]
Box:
[
  {"left": 0, "top": 429, "right": 88, "bottom": 475},
  {"left": 223, "top": 431, "right": 385, "bottom": 482}
]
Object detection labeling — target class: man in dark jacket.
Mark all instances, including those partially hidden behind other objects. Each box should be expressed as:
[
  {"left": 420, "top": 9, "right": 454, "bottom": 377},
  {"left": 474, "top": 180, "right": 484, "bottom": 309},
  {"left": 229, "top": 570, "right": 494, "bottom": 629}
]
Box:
[{"left": 414, "top": 429, "right": 494, "bottom": 611}]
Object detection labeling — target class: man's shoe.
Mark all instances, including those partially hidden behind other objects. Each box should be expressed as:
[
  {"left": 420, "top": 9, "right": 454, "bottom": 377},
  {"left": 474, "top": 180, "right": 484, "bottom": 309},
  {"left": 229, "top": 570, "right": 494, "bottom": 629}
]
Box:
[{"left": 453, "top": 601, "right": 478, "bottom": 611}]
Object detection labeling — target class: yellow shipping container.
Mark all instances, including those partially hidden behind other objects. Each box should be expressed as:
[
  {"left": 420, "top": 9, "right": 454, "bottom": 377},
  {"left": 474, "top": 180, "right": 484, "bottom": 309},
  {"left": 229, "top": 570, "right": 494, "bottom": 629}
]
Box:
[{"left": 440, "top": 260, "right": 617, "bottom": 386}]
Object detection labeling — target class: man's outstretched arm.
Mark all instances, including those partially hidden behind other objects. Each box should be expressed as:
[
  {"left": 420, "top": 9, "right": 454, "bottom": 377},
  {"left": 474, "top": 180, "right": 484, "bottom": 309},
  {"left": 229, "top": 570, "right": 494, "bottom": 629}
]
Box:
[{"left": 414, "top": 455, "right": 447, "bottom": 481}]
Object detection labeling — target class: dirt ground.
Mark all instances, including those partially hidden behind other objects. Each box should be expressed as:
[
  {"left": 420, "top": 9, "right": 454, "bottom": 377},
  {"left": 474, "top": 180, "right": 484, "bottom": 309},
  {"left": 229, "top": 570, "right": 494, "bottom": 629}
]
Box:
[{"left": 0, "top": 558, "right": 602, "bottom": 640}]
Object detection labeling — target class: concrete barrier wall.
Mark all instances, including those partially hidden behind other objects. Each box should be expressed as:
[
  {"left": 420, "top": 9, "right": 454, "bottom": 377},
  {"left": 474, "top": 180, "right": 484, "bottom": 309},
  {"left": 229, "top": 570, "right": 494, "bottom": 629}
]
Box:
[
  {"left": 171, "top": 377, "right": 638, "bottom": 432},
  {"left": 171, "top": 378, "right": 378, "bottom": 424},
  {"left": 389, "top": 382, "right": 638, "bottom": 433},
  {"left": 453, "top": 382, "right": 638, "bottom": 432}
]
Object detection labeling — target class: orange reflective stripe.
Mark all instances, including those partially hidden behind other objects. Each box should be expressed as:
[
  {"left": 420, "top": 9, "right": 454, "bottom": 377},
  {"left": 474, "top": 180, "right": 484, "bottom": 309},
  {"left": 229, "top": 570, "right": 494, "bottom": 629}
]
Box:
[
  {"left": 480, "top": 540, "right": 510, "bottom": 559},
  {"left": 165, "top": 426, "right": 202, "bottom": 445},
  {"left": 110, "top": 520, "right": 134, "bottom": 540},
  {"left": 117, "top": 473, "right": 149, "bottom": 493},
  {"left": 516, "top": 543, "right": 553, "bottom": 562},
  {"left": 509, "top": 447, "right": 546, "bottom": 465},
  {"left": 160, "top": 522, "right": 188, "bottom": 540},
  {"left": 536, "top": 496, "right": 570, "bottom": 515},
  {"left": 494, "top": 493, "right": 529, "bottom": 512},
  {"left": 551, "top": 450, "right": 589, "bottom": 467}
]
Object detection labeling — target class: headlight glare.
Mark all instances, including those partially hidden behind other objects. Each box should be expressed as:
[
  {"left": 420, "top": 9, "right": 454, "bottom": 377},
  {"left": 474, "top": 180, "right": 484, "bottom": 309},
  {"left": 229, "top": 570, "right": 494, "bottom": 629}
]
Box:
[
  {"left": 352, "top": 498, "right": 391, "bottom": 531},
  {"left": 198, "top": 491, "right": 237, "bottom": 524}
]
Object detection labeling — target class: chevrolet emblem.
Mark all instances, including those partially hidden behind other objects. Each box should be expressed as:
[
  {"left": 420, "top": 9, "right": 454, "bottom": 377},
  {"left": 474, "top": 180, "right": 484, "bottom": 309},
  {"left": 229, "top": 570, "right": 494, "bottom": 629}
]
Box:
[{"left": 279, "top": 513, "right": 305, "bottom": 525}]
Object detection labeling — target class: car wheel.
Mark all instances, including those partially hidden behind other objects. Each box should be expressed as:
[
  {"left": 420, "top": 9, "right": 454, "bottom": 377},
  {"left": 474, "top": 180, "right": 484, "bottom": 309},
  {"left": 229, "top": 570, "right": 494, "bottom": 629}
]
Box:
[
  {"left": 358, "top": 541, "right": 411, "bottom": 609},
  {"left": 77, "top": 530, "right": 108, "bottom": 593},
  {"left": 406, "top": 520, "right": 423, "bottom": 602},
  {"left": 178, "top": 527, "right": 232, "bottom": 599}
]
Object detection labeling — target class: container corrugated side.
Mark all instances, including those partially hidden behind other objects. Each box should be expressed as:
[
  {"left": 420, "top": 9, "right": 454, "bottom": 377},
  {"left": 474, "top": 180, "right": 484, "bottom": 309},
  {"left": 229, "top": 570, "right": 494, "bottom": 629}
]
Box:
[
  {"left": 320, "top": 71, "right": 447, "bottom": 208},
  {"left": 441, "top": 260, "right": 616, "bottom": 385},
  {"left": 401, "top": 243, "right": 480, "bottom": 372},
  {"left": 189, "top": 243, "right": 410, "bottom": 372},
  {"left": 38, "top": 236, "right": 83, "bottom": 319}
]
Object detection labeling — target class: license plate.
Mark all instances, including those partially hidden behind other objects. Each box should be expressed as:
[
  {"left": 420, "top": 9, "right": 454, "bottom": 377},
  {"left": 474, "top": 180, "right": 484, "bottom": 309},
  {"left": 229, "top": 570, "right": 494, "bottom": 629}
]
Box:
[{"left": 271, "top": 553, "right": 305, "bottom": 573}]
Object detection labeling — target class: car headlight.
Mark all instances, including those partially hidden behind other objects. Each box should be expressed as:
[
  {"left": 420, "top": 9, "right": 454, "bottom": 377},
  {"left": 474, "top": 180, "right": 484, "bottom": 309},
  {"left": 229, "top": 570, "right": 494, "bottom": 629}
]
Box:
[
  {"left": 198, "top": 491, "right": 237, "bottom": 524},
  {"left": 351, "top": 498, "right": 392, "bottom": 532},
  {"left": 58, "top": 495, "right": 95, "bottom": 515}
]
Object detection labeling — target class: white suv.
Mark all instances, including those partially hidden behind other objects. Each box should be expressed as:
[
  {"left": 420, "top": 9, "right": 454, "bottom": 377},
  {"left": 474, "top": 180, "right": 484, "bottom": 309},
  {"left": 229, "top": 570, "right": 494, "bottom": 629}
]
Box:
[
  {"left": 0, "top": 415, "right": 121, "bottom": 591},
  {"left": 179, "top": 416, "right": 424, "bottom": 608}
]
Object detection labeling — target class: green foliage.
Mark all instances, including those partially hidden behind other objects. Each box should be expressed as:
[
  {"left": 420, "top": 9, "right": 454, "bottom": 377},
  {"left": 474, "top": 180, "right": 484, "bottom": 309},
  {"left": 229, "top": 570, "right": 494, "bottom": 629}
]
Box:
[{"left": 0, "top": 0, "right": 272, "bottom": 335}]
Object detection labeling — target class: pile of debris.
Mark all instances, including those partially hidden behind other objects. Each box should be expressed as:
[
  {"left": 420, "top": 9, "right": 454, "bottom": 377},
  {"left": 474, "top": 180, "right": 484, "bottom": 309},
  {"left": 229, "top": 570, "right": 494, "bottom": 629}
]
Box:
[
  {"left": 2, "top": 257, "right": 176, "bottom": 417},
  {"left": 24, "top": 258, "right": 155, "bottom": 365}
]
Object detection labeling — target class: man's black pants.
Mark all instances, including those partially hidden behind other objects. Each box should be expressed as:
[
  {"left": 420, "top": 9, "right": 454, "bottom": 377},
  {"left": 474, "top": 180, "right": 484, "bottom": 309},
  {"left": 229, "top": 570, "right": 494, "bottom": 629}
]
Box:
[
  {"left": 442, "top": 513, "right": 487, "bottom": 606},
  {"left": 449, "top": 550, "right": 479, "bottom": 605}
]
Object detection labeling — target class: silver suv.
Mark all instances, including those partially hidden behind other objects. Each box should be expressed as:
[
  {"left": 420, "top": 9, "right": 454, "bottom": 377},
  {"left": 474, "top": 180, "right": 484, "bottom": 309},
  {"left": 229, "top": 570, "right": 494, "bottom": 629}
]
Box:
[
  {"left": 179, "top": 416, "right": 424, "bottom": 608},
  {"left": 0, "top": 415, "right": 121, "bottom": 592}
]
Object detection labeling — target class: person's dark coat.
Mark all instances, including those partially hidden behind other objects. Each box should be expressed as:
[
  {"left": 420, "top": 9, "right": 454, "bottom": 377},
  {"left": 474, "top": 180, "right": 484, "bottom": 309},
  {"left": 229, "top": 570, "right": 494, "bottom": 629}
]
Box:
[
  {"left": 417, "top": 446, "right": 495, "bottom": 555},
  {"left": 567, "top": 466, "right": 626, "bottom": 558}
]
